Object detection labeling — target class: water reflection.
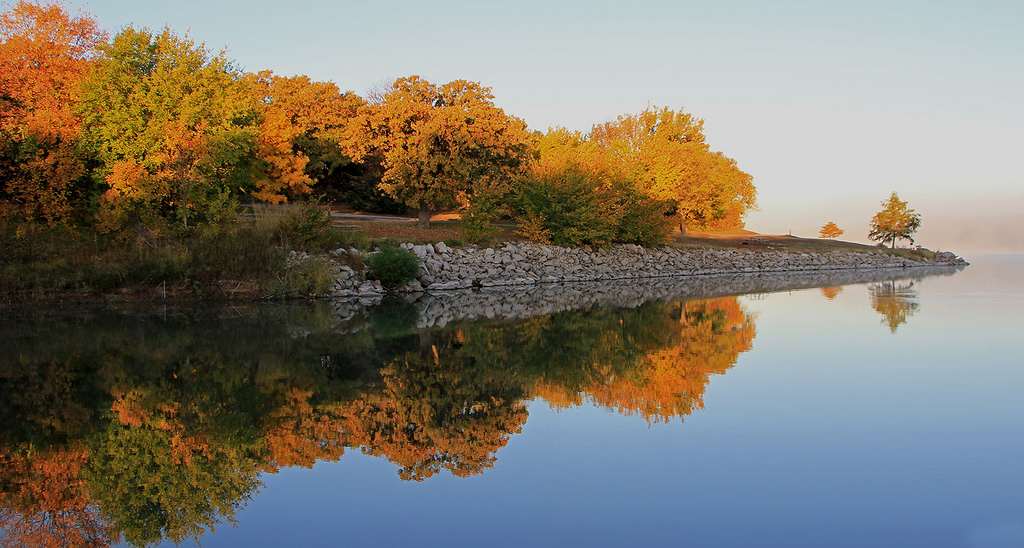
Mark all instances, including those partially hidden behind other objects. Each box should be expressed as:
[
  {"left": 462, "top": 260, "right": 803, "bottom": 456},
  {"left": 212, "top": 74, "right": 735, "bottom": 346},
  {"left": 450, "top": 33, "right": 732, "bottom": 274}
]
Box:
[
  {"left": 820, "top": 286, "right": 842, "bottom": 300},
  {"left": 0, "top": 266, "right": 960, "bottom": 546},
  {"left": 869, "top": 280, "right": 920, "bottom": 333},
  {"left": 1, "top": 296, "right": 755, "bottom": 546}
]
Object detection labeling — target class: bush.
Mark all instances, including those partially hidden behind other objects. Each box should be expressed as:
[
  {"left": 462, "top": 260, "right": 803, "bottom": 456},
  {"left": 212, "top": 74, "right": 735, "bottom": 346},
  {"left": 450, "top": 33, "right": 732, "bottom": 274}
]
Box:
[
  {"left": 462, "top": 188, "right": 508, "bottom": 244},
  {"left": 511, "top": 171, "right": 671, "bottom": 247},
  {"left": 606, "top": 180, "right": 673, "bottom": 246},
  {"left": 264, "top": 256, "right": 335, "bottom": 299},
  {"left": 364, "top": 246, "right": 420, "bottom": 288},
  {"left": 513, "top": 171, "right": 616, "bottom": 246},
  {"left": 270, "top": 201, "right": 367, "bottom": 252}
]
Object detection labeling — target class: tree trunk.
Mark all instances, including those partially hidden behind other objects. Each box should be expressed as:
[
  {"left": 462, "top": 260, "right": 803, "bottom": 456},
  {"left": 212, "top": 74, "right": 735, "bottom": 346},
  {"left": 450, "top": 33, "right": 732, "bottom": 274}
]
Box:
[
  {"left": 677, "top": 220, "right": 686, "bottom": 238},
  {"left": 418, "top": 207, "right": 431, "bottom": 228},
  {"left": 891, "top": 237, "right": 896, "bottom": 250}
]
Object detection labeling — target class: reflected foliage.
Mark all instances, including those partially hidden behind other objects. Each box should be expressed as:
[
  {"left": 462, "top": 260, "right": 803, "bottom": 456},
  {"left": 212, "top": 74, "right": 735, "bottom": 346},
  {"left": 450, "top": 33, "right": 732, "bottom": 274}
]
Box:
[
  {"left": 0, "top": 297, "right": 754, "bottom": 545},
  {"left": 869, "top": 280, "right": 920, "bottom": 333},
  {"left": 820, "top": 286, "right": 842, "bottom": 300}
]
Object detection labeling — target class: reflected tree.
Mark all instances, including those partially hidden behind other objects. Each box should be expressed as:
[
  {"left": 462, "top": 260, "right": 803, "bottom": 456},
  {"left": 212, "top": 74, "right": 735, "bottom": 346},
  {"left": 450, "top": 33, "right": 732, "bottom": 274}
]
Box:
[
  {"left": 820, "top": 286, "right": 842, "bottom": 300},
  {"left": 869, "top": 280, "right": 920, "bottom": 333}
]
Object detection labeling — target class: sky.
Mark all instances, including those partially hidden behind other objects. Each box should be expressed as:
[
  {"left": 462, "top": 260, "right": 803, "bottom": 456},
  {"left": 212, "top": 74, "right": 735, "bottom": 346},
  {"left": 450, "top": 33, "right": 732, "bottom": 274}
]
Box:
[{"left": 63, "top": 0, "right": 1024, "bottom": 253}]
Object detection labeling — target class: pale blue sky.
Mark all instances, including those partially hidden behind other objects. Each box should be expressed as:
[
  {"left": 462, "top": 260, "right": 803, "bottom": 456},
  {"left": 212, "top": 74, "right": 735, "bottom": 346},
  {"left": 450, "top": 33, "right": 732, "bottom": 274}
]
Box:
[{"left": 65, "top": 0, "right": 1024, "bottom": 252}]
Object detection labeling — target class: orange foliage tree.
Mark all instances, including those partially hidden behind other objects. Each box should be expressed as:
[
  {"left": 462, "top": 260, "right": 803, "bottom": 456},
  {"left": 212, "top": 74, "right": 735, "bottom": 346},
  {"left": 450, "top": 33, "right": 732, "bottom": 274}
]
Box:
[
  {"left": 348, "top": 75, "right": 533, "bottom": 226},
  {"left": 0, "top": 1, "right": 105, "bottom": 223},
  {"left": 819, "top": 221, "right": 843, "bottom": 239},
  {"left": 244, "top": 72, "right": 364, "bottom": 203}
]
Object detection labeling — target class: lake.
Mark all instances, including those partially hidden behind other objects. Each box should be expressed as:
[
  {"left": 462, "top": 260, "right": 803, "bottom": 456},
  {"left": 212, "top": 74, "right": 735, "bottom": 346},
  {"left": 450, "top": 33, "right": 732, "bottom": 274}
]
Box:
[{"left": 1, "top": 256, "right": 1021, "bottom": 547}]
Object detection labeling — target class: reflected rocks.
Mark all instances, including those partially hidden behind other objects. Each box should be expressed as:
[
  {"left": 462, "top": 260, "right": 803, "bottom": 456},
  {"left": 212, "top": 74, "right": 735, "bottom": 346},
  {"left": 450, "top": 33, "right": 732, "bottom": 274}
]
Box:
[{"left": 410, "top": 265, "right": 962, "bottom": 328}]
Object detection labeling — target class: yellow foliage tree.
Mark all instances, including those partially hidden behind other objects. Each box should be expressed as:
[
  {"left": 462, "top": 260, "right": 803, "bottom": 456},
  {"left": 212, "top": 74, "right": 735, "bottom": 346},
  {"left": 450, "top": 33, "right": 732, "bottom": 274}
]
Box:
[
  {"left": 819, "top": 221, "right": 843, "bottom": 239},
  {"left": 348, "top": 76, "right": 532, "bottom": 226},
  {"left": 536, "top": 107, "right": 756, "bottom": 234}
]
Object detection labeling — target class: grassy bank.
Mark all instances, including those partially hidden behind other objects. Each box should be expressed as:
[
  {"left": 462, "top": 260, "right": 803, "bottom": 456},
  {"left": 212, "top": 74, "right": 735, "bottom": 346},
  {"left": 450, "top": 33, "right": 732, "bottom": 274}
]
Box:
[{"left": 0, "top": 206, "right": 368, "bottom": 303}]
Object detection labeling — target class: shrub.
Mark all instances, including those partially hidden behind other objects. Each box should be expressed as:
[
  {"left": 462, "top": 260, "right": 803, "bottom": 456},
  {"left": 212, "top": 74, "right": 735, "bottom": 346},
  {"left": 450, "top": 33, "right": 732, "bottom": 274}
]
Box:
[
  {"left": 462, "top": 188, "right": 508, "bottom": 244},
  {"left": 511, "top": 171, "right": 671, "bottom": 247},
  {"left": 606, "top": 181, "right": 673, "bottom": 246},
  {"left": 364, "top": 246, "right": 420, "bottom": 288},
  {"left": 271, "top": 201, "right": 369, "bottom": 252},
  {"left": 513, "top": 171, "right": 616, "bottom": 246},
  {"left": 263, "top": 256, "right": 335, "bottom": 299},
  {"left": 515, "top": 212, "right": 552, "bottom": 244}
]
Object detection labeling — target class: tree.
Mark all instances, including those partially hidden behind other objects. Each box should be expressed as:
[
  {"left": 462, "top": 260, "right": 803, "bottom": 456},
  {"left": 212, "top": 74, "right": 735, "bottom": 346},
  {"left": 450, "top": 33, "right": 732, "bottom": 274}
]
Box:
[
  {"left": 243, "top": 72, "right": 364, "bottom": 204},
  {"left": 819, "top": 221, "right": 843, "bottom": 239},
  {"left": 539, "top": 108, "right": 757, "bottom": 235},
  {"left": 348, "top": 75, "right": 532, "bottom": 227},
  {"left": 868, "top": 192, "right": 921, "bottom": 249},
  {"left": 78, "top": 27, "right": 261, "bottom": 231},
  {"left": 0, "top": 1, "right": 105, "bottom": 223}
]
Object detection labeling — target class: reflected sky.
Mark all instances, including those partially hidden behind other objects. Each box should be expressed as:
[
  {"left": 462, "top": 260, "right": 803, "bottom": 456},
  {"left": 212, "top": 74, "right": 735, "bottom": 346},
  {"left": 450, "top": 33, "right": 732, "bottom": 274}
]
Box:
[{"left": 2, "top": 257, "right": 1021, "bottom": 547}]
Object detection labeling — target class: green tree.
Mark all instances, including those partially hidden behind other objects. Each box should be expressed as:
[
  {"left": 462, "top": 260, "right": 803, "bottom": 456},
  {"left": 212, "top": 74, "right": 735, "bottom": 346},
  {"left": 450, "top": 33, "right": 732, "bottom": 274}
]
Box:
[
  {"left": 78, "top": 27, "right": 261, "bottom": 231},
  {"left": 868, "top": 192, "right": 921, "bottom": 249}
]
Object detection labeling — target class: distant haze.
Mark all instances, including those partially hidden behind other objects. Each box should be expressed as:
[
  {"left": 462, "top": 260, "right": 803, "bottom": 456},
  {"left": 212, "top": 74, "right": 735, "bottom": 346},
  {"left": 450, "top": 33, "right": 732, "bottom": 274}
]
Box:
[{"left": 68, "top": 0, "right": 1024, "bottom": 253}]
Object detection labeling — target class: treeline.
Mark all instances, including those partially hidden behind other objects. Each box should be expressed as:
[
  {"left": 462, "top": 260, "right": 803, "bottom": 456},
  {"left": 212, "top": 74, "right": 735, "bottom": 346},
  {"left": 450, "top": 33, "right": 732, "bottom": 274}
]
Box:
[{"left": 0, "top": 2, "right": 755, "bottom": 246}]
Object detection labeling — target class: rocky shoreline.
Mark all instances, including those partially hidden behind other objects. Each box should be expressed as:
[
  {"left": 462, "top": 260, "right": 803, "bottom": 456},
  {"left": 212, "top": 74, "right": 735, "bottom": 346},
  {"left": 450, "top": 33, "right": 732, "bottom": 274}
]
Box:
[{"left": 324, "top": 241, "right": 968, "bottom": 299}]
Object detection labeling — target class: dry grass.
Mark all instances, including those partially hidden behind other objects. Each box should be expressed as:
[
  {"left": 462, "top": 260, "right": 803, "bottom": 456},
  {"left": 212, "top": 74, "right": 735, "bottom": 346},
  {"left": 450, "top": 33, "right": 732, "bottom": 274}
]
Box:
[
  {"left": 359, "top": 221, "right": 466, "bottom": 244},
  {"left": 670, "top": 231, "right": 937, "bottom": 261}
]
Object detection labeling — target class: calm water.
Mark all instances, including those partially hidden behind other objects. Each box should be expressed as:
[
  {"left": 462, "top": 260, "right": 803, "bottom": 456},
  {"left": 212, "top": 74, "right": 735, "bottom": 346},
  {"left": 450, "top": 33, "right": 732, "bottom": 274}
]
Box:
[{"left": 1, "top": 257, "right": 1021, "bottom": 547}]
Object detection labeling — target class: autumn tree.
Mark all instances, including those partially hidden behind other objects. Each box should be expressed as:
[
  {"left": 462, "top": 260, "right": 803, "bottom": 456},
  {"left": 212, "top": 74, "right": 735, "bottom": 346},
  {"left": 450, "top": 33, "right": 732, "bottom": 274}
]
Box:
[
  {"left": 589, "top": 108, "right": 756, "bottom": 235},
  {"left": 0, "top": 1, "right": 105, "bottom": 223},
  {"left": 819, "top": 221, "right": 843, "bottom": 239},
  {"left": 533, "top": 109, "right": 756, "bottom": 236},
  {"left": 78, "top": 27, "right": 261, "bottom": 231},
  {"left": 348, "top": 76, "right": 532, "bottom": 226},
  {"left": 868, "top": 192, "right": 921, "bottom": 249},
  {"left": 243, "top": 72, "right": 364, "bottom": 203}
]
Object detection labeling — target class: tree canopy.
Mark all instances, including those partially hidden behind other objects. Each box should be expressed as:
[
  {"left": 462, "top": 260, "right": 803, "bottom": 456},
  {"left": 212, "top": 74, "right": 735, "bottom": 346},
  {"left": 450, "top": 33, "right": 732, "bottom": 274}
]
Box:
[
  {"left": 0, "top": 1, "right": 105, "bottom": 223},
  {"left": 819, "top": 221, "right": 843, "bottom": 239},
  {"left": 869, "top": 192, "right": 921, "bottom": 249},
  {"left": 1, "top": 2, "right": 759, "bottom": 240},
  {"left": 532, "top": 108, "right": 756, "bottom": 234},
  {"left": 348, "top": 76, "right": 532, "bottom": 226}
]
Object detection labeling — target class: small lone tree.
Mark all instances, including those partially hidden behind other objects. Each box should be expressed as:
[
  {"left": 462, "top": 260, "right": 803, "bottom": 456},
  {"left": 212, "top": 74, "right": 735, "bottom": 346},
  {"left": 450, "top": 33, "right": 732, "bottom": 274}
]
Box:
[
  {"left": 869, "top": 192, "right": 921, "bottom": 249},
  {"left": 819, "top": 221, "right": 843, "bottom": 239}
]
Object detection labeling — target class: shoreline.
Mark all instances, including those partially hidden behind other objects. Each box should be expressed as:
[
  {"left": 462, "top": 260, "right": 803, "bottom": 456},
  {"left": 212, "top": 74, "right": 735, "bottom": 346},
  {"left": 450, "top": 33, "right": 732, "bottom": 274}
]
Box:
[
  {"left": 1, "top": 241, "right": 968, "bottom": 306},
  {"left": 0, "top": 263, "right": 964, "bottom": 325},
  {"left": 367, "top": 241, "right": 968, "bottom": 294}
]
